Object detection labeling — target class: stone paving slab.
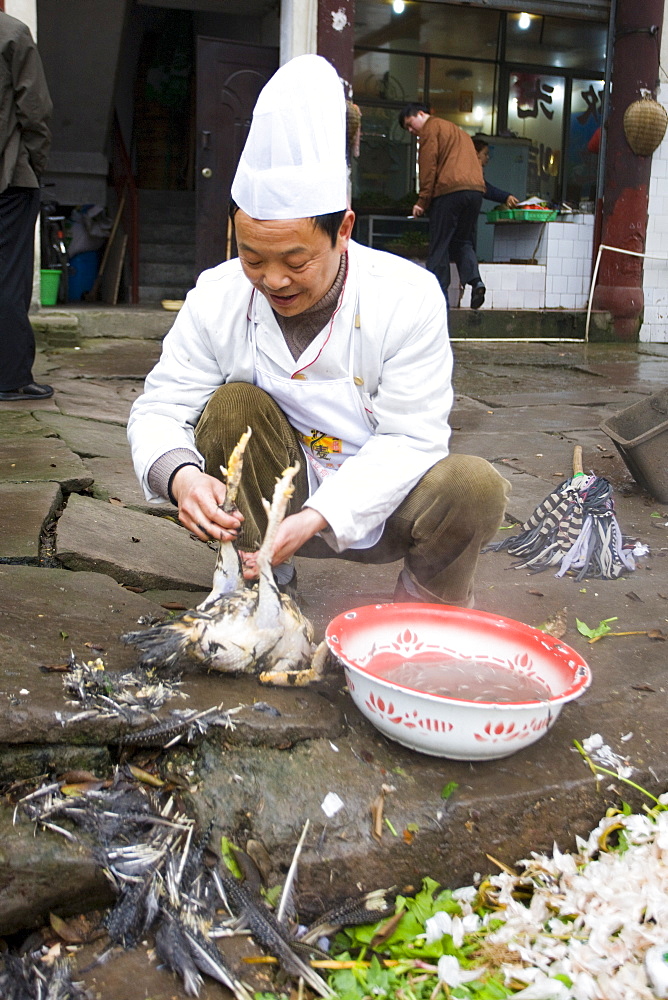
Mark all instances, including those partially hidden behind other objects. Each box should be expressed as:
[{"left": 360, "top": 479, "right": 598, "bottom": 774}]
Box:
[
  {"left": 47, "top": 377, "right": 140, "bottom": 425},
  {"left": 488, "top": 465, "right": 559, "bottom": 523},
  {"left": 0, "top": 395, "right": 59, "bottom": 414},
  {"left": 84, "top": 455, "right": 173, "bottom": 513},
  {"left": 453, "top": 427, "right": 629, "bottom": 487},
  {"left": 453, "top": 403, "right": 615, "bottom": 434},
  {"left": 580, "top": 357, "right": 668, "bottom": 388},
  {"left": 55, "top": 494, "right": 216, "bottom": 590},
  {"left": 32, "top": 412, "right": 131, "bottom": 460},
  {"left": 0, "top": 799, "right": 111, "bottom": 936},
  {"left": 2, "top": 333, "right": 668, "bottom": 947},
  {"left": 191, "top": 674, "right": 668, "bottom": 903},
  {"left": 47, "top": 338, "right": 162, "bottom": 378},
  {"left": 0, "top": 411, "right": 47, "bottom": 437},
  {"left": 0, "top": 482, "right": 62, "bottom": 559},
  {"left": 453, "top": 363, "right": 599, "bottom": 398},
  {"left": 0, "top": 565, "right": 341, "bottom": 750},
  {"left": 460, "top": 388, "right": 648, "bottom": 408},
  {"left": 639, "top": 343, "right": 668, "bottom": 357},
  {"left": 0, "top": 436, "right": 93, "bottom": 491}
]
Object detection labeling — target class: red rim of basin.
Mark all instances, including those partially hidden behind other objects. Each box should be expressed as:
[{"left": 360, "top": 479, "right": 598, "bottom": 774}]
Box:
[{"left": 325, "top": 602, "right": 591, "bottom": 709}]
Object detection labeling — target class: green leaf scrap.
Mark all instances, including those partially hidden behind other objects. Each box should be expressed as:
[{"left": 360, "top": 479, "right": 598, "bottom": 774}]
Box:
[
  {"left": 575, "top": 616, "right": 618, "bottom": 639},
  {"left": 220, "top": 836, "right": 243, "bottom": 879}
]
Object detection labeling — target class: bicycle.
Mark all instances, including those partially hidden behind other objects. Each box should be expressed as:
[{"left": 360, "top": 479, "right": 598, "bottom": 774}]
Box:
[{"left": 39, "top": 197, "right": 69, "bottom": 303}]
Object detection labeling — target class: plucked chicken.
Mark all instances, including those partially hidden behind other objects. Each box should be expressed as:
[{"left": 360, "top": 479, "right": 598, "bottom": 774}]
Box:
[{"left": 123, "top": 431, "right": 326, "bottom": 685}]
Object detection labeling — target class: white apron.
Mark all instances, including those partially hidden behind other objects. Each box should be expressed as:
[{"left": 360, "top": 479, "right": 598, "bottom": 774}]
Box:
[{"left": 248, "top": 270, "right": 383, "bottom": 550}]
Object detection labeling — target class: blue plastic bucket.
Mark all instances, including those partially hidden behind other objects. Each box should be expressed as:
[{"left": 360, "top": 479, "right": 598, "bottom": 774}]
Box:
[{"left": 68, "top": 251, "right": 99, "bottom": 301}]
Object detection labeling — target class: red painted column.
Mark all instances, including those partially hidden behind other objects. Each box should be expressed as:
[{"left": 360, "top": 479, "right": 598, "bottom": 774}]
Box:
[
  {"left": 317, "top": 0, "right": 355, "bottom": 96},
  {"left": 593, "top": 0, "right": 664, "bottom": 340}
]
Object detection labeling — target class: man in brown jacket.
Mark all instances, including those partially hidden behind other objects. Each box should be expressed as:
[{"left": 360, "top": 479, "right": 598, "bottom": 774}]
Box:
[
  {"left": 399, "top": 103, "right": 486, "bottom": 309},
  {"left": 0, "top": 11, "right": 53, "bottom": 401}
]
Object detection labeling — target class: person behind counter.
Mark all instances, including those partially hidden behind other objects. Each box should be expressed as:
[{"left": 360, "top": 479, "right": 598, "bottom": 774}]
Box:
[
  {"left": 128, "top": 57, "right": 509, "bottom": 609},
  {"left": 472, "top": 138, "right": 519, "bottom": 211}
]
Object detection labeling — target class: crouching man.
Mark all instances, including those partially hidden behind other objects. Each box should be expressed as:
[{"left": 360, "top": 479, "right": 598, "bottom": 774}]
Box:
[{"left": 128, "top": 56, "right": 509, "bottom": 607}]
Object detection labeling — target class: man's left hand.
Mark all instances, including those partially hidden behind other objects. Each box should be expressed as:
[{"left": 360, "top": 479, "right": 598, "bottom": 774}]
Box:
[
  {"left": 412, "top": 203, "right": 425, "bottom": 217},
  {"left": 505, "top": 195, "right": 519, "bottom": 208},
  {"left": 240, "top": 507, "right": 328, "bottom": 579}
]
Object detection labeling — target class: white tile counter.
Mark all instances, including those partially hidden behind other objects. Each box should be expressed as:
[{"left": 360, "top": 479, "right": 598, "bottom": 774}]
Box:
[{"left": 461, "top": 214, "right": 595, "bottom": 310}]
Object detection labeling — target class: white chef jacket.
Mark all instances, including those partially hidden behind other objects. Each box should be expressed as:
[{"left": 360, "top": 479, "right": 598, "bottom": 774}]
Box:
[{"left": 127, "top": 240, "right": 454, "bottom": 553}]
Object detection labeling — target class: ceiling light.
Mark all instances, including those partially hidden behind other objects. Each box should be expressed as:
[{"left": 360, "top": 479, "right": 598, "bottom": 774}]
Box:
[
  {"left": 518, "top": 12, "right": 531, "bottom": 29},
  {"left": 392, "top": 0, "right": 405, "bottom": 13}
]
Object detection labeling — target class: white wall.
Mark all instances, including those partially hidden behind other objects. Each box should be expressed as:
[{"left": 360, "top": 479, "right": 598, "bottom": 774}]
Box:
[
  {"left": 5, "top": 0, "right": 36, "bottom": 34},
  {"left": 640, "top": 0, "right": 668, "bottom": 343},
  {"left": 280, "top": 0, "right": 317, "bottom": 64},
  {"left": 459, "top": 216, "right": 595, "bottom": 310}
]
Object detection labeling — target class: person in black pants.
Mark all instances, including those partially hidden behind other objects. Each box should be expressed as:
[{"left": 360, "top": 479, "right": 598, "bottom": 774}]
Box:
[
  {"left": 399, "top": 104, "right": 487, "bottom": 310},
  {"left": 0, "top": 12, "right": 53, "bottom": 402}
]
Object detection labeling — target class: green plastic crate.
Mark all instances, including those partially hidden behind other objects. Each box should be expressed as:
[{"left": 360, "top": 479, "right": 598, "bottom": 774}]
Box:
[{"left": 486, "top": 208, "right": 558, "bottom": 223}]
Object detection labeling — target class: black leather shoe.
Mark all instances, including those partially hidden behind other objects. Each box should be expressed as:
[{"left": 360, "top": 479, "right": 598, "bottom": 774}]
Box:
[
  {"left": 470, "top": 282, "right": 486, "bottom": 310},
  {"left": 0, "top": 382, "right": 54, "bottom": 401},
  {"left": 276, "top": 570, "right": 299, "bottom": 601}
]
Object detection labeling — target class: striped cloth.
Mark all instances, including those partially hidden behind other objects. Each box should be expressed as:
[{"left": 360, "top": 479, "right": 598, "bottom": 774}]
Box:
[{"left": 490, "top": 474, "right": 636, "bottom": 580}]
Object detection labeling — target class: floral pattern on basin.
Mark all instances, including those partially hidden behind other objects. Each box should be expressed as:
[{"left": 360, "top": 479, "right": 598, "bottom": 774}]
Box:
[
  {"left": 327, "top": 604, "right": 591, "bottom": 761},
  {"left": 364, "top": 690, "right": 455, "bottom": 733},
  {"left": 473, "top": 716, "right": 551, "bottom": 743}
]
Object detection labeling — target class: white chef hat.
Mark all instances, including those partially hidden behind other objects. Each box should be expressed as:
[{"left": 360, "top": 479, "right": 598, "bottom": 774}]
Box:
[{"left": 231, "top": 54, "right": 347, "bottom": 220}]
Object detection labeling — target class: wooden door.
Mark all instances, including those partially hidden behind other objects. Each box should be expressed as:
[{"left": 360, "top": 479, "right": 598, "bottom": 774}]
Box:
[{"left": 196, "top": 38, "right": 278, "bottom": 277}]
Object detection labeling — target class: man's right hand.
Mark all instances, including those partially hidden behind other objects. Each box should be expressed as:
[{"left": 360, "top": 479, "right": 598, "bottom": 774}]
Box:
[
  {"left": 412, "top": 203, "right": 425, "bottom": 217},
  {"left": 170, "top": 466, "right": 243, "bottom": 542}
]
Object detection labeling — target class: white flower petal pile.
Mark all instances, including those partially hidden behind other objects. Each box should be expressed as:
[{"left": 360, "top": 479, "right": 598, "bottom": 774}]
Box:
[{"left": 483, "top": 803, "right": 668, "bottom": 999}]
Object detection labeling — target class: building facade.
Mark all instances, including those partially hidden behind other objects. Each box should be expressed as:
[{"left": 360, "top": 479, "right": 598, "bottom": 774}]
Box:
[{"left": 3, "top": 0, "right": 667, "bottom": 341}]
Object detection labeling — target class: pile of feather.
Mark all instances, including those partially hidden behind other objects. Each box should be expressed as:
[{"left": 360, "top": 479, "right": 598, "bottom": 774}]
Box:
[{"left": 6, "top": 770, "right": 396, "bottom": 999}]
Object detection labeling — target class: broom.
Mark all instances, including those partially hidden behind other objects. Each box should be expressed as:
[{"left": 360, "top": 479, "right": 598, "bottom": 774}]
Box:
[{"left": 490, "top": 445, "right": 638, "bottom": 580}]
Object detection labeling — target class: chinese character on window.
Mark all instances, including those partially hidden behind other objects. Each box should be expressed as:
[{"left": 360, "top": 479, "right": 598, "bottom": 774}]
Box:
[
  {"left": 514, "top": 74, "right": 554, "bottom": 121},
  {"left": 577, "top": 84, "right": 604, "bottom": 126}
]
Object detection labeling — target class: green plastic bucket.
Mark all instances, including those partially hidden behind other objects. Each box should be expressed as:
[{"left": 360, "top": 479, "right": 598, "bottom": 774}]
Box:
[{"left": 40, "top": 268, "right": 61, "bottom": 306}]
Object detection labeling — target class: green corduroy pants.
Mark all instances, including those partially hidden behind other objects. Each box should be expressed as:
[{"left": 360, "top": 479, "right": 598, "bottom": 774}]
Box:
[{"left": 195, "top": 382, "right": 510, "bottom": 606}]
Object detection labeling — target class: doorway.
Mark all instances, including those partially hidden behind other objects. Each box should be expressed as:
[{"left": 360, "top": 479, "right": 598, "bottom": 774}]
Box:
[{"left": 196, "top": 38, "right": 278, "bottom": 276}]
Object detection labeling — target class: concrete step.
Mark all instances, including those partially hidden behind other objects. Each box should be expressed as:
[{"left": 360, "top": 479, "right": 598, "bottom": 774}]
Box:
[
  {"left": 138, "top": 283, "right": 193, "bottom": 303},
  {"left": 140, "top": 242, "right": 196, "bottom": 265},
  {"left": 35, "top": 306, "right": 176, "bottom": 340},
  {"left": 139, "top": 261, "right": 196, "bottom": 286},
  {"left": 34, "top": 306, "right": 614, "bottom": 343},
  {"left": 138, "top": 221, "right": 195, "bottom": 244},
  {"left": 448, "top": 308, "right": 615, "bottom": 342},
  {"left": 138, "top": 189, "right": 195, "bottom": 225}
]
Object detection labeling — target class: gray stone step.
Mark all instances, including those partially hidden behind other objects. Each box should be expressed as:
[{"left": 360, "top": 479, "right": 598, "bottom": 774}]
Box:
[
  {"left": 139, "top": 221, "right": 195, "bottom": 243},
  {"left": 138, "top": 283, "right": 192, "bottom": 302},
  {"left": 448, "top": 307, "right": 615, "bottom": 341},
  {"left": 0, "top": 436, "right": 93, "bottom": 493},
  {"left": 34, "top": 307, "right": 176, "bottom": 341},
  {"left": 55, "top": 493, "right": 215, "bottom": 590},
  {"left": 139, "top": 261, "right": 195, "bottom": 286},
  {"left": 140, "top": 242, "right": 196, "bottom": 265},
  {"left": 139, "top": 189, "right": 195, "bottom": 223},
  {"left": 0, "top": 482, "right": 62, "bottom": 560}
]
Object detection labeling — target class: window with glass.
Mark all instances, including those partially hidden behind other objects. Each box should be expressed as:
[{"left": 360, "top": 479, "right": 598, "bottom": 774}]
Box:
[{"left": 353, "top": 1, "right": 607, "bottom": 216}]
